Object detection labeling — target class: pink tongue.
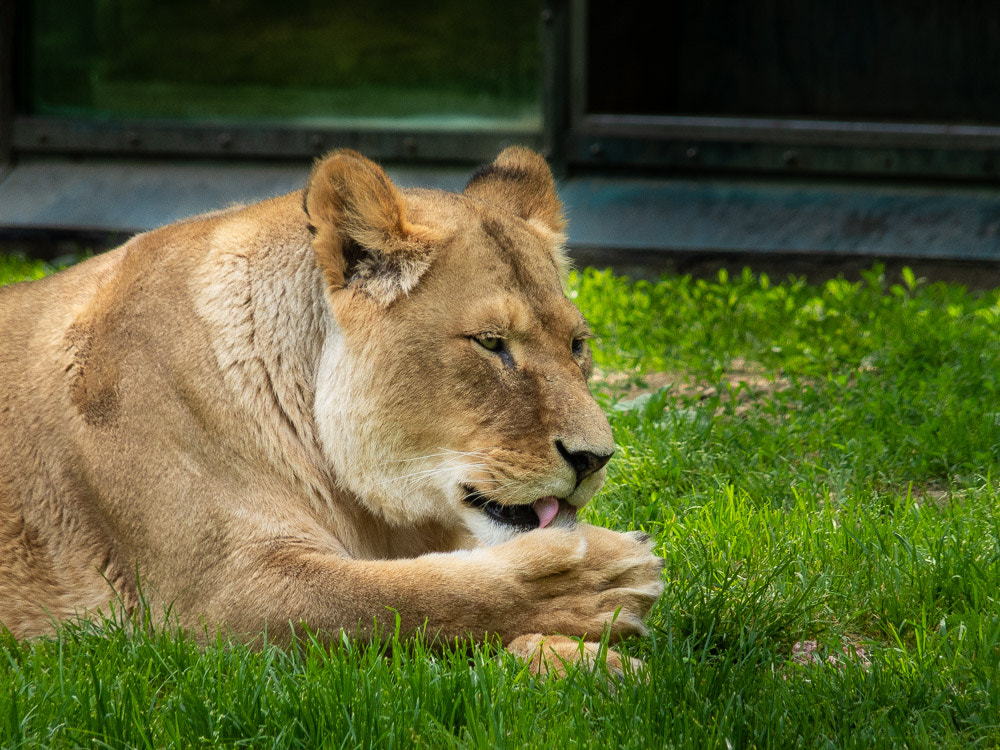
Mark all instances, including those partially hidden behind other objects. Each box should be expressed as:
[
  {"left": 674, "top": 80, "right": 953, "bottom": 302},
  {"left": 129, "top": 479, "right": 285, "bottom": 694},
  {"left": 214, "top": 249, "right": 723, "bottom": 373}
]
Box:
[{"left": 532, "top": 496, "right": 561, "bottom": 529}]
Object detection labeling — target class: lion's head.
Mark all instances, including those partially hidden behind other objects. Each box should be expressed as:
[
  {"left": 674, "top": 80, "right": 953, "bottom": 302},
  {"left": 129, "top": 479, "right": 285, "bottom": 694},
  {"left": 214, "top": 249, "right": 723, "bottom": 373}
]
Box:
[{"left": 304, "top": 148, "right": 613, "bottom": 546}]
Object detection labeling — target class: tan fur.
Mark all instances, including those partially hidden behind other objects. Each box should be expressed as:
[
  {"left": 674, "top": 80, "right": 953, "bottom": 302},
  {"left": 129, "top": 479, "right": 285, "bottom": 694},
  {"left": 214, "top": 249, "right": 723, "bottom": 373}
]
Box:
[{"left": 0, "top": 148, "right": 663, "bottom": 671}]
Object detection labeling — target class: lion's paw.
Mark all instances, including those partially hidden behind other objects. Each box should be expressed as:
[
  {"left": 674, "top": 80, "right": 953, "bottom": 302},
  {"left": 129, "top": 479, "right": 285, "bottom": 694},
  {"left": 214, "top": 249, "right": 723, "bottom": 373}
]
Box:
[
  {"left": 507, "top": 633, "right": 644, "bottom": 679},
  {"left": 491, "top": 524, "right": 664, "bottom": 642}
]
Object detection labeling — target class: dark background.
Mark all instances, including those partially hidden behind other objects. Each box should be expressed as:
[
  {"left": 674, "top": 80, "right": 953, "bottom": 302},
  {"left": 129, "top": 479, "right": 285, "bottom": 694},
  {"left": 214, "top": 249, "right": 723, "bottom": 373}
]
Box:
[{"left": 587, "top": 0, "right": 1000, "bottom": 123}]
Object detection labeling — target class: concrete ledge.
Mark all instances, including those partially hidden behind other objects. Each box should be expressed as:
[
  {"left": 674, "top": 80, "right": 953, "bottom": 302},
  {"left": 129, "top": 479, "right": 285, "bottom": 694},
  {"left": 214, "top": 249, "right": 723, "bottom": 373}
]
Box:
[
  {"left": 0, "top": 158, "right": 469, "bottom": 234},
  {"left": 2, "top": 157, "right": 999, "bottom": 281}
]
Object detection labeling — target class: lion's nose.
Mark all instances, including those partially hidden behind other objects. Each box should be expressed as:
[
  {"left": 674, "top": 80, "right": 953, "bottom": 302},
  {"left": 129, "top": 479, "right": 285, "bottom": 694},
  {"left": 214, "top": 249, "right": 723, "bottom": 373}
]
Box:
[{"left": 555, "top": 440, "right": 614, "bottom": 485}]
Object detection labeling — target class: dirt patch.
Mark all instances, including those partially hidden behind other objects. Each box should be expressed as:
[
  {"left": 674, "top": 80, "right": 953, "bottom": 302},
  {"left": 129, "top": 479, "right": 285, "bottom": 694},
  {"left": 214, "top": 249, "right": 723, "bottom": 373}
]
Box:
[
  {"left": 595, "top": 358, "right": 798, "bottom": 415},
  {"left": 790, "top": 639, "right": 871, "bottom": 671},
  {"left": 909, "top": 484, "right": 952, "bottom": 508}
]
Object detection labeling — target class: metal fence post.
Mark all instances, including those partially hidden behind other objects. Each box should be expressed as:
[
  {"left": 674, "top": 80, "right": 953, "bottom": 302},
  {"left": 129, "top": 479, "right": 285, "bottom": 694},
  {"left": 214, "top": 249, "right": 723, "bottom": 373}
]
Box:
[{"left": 541, "top": 0, "right": 570, "bottom": 178}]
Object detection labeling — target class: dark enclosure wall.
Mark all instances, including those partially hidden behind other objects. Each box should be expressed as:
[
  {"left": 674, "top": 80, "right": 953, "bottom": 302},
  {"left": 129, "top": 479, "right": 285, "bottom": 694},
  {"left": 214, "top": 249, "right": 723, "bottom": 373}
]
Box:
[{"left": 586, "top": 0, "right": 1000, "bottom": 123}]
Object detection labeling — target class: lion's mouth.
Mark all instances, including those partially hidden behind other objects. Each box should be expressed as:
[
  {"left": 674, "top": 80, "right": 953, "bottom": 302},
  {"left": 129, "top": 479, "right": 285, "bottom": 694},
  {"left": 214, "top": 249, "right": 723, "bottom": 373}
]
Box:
[{"left": 462, "top": 487, "right": 568, "bottom": 530}]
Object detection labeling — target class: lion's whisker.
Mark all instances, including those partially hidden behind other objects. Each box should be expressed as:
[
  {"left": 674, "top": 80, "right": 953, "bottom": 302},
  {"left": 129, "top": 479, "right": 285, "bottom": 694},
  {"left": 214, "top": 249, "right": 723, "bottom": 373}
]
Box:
[
  {"left": 378, "top": 462, "right": 491, "bottom": 484},
  {"left": 391, "top": 449, "right": 491, "bottom": 463}
]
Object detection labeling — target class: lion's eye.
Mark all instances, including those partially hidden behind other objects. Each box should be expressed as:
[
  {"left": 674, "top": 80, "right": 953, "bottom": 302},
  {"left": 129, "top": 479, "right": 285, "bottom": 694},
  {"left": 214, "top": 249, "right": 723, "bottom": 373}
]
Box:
[{"left": 474, "top": 336, "right": 506, "bottom": 354}]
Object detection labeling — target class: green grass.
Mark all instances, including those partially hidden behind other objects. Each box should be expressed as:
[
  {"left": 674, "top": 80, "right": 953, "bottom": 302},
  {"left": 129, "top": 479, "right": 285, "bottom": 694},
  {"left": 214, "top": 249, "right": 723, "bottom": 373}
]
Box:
[
  {"left": 3, "top": 257, "right": 1000, "bottom": 748},
  {"left": 0, "top": 254, "right": 58, "bottom": 285}
]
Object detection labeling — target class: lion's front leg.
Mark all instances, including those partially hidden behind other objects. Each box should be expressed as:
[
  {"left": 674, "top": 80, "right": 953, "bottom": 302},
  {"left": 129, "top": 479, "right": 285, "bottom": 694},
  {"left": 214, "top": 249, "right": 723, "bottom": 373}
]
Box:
[{"left": 209, "top": 524, "right": 664, "bottom": 651}]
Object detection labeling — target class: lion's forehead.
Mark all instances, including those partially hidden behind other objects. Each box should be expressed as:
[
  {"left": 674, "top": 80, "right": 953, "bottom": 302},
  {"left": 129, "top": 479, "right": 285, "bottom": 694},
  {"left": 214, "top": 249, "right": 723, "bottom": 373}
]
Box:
[
  {"left": 408, "top": 190, "right": 562, "bottom": 277},
  {"left": 403, "top": 193, "right": 575, "bottom": 331}
]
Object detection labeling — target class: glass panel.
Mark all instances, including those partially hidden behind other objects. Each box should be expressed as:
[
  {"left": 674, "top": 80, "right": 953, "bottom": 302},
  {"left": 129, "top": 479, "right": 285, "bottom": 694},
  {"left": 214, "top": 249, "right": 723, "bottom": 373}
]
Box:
[
  {"left": 585, "top": 0, "right": 1000, "bottom": 124},
  {"left": 23, "top": 0, "right": 542, "bottom": 130}
]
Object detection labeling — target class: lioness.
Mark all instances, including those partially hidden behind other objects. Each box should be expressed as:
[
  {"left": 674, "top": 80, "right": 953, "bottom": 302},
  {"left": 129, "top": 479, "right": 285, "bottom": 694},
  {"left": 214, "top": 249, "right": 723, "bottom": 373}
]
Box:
[{"left": 0, "top": 147, "right": 663, "bottom": 672}]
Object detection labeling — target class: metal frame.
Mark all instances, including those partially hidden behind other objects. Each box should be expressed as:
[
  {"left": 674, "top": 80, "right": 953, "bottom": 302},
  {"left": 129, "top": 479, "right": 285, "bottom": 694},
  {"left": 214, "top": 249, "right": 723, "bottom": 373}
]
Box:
[
  {"left": 10, "top": 116, "right": 541, "bottom": 163},
  {"left": 566, "top": 0, "right": 1000, "bottom": 182},
  {"left": 540, "top": 0, "right": 571, "bottom": 174},
  {"left": 566, "top": 121, "right": 1000, "bottom": 181}
]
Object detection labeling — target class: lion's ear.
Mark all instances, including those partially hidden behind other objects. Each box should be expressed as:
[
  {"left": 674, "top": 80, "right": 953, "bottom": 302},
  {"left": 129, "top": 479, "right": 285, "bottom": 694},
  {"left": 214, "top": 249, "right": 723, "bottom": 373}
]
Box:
[
  {"left": 463, "top": 147, "right": 566, "bottom": 237},
  {"left": 304, "top": 149, "right": 437, "bottom": 305}
]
